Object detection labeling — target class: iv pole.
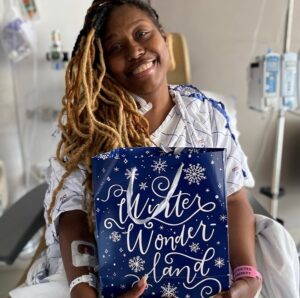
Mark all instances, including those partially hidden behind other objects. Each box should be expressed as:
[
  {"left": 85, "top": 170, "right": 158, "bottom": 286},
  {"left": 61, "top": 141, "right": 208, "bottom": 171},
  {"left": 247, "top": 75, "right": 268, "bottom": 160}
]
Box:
[{"left": 269, "top": 0, "right": 295, "bottom": 219}]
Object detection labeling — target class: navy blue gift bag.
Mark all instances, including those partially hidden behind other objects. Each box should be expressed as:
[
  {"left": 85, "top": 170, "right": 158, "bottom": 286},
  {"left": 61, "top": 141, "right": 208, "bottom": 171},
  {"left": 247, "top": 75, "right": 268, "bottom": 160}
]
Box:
[{"left": 92, "top": 147, "right": 230, "bottom": 298}]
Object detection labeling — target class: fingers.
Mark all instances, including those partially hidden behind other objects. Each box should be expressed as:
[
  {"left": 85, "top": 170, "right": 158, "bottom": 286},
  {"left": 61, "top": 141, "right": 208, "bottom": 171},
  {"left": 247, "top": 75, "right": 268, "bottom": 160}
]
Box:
[
  {"left": 118, "top": 276, "right": 147, "bottom": 298},
  {"left": 213, "top": 277, "right": 262, "bottom": 298}
]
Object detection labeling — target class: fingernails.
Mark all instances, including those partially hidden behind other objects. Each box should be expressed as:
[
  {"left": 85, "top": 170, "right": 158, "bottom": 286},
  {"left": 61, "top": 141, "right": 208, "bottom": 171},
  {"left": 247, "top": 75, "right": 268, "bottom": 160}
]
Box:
[
  {"left": 137, "top": 274, "right": 148, "bottom": 288},
  {"left": 141, "top": 274, "right": 148, "bottom": 282}
]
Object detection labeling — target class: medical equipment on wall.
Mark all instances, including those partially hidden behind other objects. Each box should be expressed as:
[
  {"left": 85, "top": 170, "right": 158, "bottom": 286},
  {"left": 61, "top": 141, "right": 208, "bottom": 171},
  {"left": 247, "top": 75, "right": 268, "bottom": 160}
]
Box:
[
  {"left": 249, "top": 51, "right": 299, "bottom": 112},
  {"left": 248, "top": 50, "right": 281, "bottom": 112},
  {"left": 248, "top": 0, "right": 297, "bottom": 220},
  {"left": 46, "top": 30, "right": 69, "bottom": 70},
  {"left": 0, "top": 0, "right": 33, "bottom": 62},
  {"left": 21, "top": 0, "right": 39, "bottom": 20}
]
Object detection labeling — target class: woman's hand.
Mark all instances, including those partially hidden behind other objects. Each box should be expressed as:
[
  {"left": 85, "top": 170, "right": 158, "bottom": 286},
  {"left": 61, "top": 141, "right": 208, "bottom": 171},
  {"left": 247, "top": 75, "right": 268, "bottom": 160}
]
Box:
[
  {"left": 214, "top": 277, "right": 262, "bottom": 298},
  {"left": 118, "top": 278, "right": 147, "bottom": 298}
]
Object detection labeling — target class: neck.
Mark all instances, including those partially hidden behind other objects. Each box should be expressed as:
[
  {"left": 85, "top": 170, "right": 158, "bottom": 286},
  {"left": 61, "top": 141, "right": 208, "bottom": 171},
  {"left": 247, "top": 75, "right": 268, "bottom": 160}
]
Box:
[
  {"left": 139, "top": 82, "right": 171, "bottom": 111},
  {"left": 138, "top": 83, "right": 174, "bottom": 135}
]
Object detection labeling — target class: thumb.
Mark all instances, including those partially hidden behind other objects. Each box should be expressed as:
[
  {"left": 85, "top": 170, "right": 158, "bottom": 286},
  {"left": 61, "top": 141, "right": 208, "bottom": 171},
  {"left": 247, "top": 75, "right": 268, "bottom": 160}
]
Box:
[{"left": 119, "top": 277, "right": 147, "bottom": 298}]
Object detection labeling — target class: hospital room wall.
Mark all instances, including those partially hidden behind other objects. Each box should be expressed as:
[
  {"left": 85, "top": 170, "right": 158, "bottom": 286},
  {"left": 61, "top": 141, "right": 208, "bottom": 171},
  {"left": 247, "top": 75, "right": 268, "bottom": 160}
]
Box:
[
  {"left": 152, "top": 0, "right": 300, "bottom": 225},
  {"left": 0, "top": 1, "right": 300, "bottom": 221},
  {"left": 0, "top": 0, "right": 91, "bottom": 203}
]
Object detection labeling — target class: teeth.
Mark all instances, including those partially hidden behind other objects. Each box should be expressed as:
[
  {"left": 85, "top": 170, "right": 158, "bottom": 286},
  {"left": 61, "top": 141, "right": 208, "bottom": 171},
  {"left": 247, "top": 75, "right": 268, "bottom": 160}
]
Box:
[{"left": 133, "top": 62, "right": 153, "bottom": 74}]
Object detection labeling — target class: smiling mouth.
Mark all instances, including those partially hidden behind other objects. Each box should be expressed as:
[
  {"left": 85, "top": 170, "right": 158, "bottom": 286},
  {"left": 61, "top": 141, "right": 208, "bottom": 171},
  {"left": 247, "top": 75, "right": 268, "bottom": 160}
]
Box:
[{"left": 132, "top": 60, "right": 155, "bottom": 75}]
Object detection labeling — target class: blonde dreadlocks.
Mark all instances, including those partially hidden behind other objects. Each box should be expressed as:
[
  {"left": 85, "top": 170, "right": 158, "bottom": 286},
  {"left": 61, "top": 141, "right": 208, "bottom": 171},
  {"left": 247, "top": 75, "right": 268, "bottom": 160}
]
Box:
[{"left": 47, "top": 0, "right": 162, "bottom": 228}]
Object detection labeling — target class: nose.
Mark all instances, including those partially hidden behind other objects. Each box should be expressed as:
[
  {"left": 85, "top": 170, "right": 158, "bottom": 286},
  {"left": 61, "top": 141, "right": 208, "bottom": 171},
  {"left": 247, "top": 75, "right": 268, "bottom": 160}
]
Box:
[{"left": 126, "top": 40, "right": 145, "bottom": 60}]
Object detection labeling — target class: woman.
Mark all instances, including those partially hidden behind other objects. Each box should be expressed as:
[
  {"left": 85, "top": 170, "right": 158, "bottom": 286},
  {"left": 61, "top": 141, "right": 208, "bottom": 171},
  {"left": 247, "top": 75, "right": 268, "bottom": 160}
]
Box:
[{"left": 10, "top": 1, "right": 262, "bottom": 297}]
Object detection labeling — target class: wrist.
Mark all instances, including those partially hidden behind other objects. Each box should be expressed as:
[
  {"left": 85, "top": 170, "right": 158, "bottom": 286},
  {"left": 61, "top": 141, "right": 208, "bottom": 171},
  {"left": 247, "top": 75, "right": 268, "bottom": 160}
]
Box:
[
  {"left": 70, "top": 283, "right": 97, "bottom": 298},
  {"left": 70, "top": 273, "right": 98, "bottom": 298},
  {"left": 233, "top": 265, "right": 262, "bottom": 282}
]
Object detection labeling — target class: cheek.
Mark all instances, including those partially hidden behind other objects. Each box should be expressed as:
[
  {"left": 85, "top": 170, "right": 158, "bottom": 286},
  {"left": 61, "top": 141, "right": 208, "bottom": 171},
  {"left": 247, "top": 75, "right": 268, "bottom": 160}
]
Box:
[{"left": 106, "top": 56, "right": 126, "bottom": 78}]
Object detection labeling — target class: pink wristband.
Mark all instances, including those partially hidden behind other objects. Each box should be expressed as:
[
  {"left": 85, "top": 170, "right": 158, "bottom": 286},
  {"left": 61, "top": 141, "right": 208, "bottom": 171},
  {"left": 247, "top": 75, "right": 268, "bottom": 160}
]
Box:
[{"left": 233, "top": 266, "right": 262, "bottom": 281}]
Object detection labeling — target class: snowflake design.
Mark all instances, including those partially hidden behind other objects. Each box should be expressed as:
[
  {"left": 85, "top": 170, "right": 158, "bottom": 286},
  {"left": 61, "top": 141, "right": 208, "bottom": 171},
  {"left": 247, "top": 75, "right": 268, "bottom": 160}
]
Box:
[
  {"left": 113, "top": 167, "right": 119, "bottom": 172},
  {"left": 161, "top": 282, "right": 178, "bottom": 298},
  {"left": 139, "top": 182, "right": 148, "bottom": 190},
  {"left": 151, "top": 158, "right": 167, "bottom": 174},
  {"left": 125, "top": 168, "right": 139, "bottom": 180},
  {"left": 98, "top": 152, "right": 110, "bottom": 160},
  {"left": 185, "top": 295, "right": 191, "bottom": 298},
  {"left": 189, "top": 242, "right": 200, "bottom": 253},
  {"left": 183, "top": 164, "right": 206, "bottom": 185},
  {"left": 109, "top": 231, "right": 121, "bottom": 242},
  {"left": 120, "top": 284, "right": 126, "bottom": 290},
  {"left": 214, "top": 257, "right": 225, "bottom": 268},
  {"left": 128, "top": 256, "right": 145, "bottom": 273},
  {"left": 220, "top": 214, "right": 227, "bottom": 222}
]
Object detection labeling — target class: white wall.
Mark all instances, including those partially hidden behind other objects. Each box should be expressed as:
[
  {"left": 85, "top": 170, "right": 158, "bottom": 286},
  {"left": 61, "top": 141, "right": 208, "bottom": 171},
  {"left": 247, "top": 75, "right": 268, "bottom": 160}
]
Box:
[{"left": 0, "top": 0, "right": 91, "bottom": 201}]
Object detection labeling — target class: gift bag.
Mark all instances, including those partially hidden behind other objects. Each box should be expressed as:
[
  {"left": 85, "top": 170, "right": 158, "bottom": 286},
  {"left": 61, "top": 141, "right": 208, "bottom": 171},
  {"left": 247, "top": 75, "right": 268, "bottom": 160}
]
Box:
[{"left": 92, "top": 147, "right": 230, "bottom": 298}]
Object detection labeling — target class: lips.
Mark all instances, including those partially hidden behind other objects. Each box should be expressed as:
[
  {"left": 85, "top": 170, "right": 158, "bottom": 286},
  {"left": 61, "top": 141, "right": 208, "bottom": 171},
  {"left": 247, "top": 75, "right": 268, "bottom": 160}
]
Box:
[
  {"left": 132, "top": 61, "right": 154, "bottom": 75},
  {"left": 128, "top": 59, "right": 157, "bottom": 77}
]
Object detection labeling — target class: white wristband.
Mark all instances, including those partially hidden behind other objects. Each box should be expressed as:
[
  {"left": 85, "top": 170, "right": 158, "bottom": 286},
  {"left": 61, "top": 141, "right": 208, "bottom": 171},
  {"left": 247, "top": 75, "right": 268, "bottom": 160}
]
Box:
[{"left": 69, "top": 273, "right": 97, "bottom": 293}]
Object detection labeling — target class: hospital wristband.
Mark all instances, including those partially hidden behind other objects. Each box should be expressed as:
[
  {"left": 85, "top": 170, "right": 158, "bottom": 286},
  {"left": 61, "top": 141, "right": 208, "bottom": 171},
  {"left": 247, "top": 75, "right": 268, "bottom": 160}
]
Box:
[
  {"left": 69, "top": 273, "right": 97, "bottom": 293},
  {"left": 233, "top": 266, "right": 262, "bottom": 281}
]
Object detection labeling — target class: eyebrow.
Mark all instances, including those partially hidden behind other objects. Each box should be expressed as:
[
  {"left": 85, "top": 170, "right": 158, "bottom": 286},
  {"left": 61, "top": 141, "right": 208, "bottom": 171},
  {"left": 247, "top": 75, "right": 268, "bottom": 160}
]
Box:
[{"left": 104, "top": 18, "right": 148, "bottom": 42}]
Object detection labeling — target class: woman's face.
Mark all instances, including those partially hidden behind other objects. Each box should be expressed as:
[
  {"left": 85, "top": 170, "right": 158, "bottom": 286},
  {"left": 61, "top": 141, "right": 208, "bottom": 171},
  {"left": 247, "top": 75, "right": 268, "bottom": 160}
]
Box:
[{"left": 103, "top": 4, "right": 170, "bottom": 99}]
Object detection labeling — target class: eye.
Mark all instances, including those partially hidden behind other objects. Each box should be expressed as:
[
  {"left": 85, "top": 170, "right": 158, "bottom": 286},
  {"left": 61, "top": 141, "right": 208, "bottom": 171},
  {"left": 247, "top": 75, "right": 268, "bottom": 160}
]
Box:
[
  {"left": 107, "top": 43, "right": 122, "bottom": 55},
  {"left": 136, "top": 30, "right": 150, "bottom": 39}
]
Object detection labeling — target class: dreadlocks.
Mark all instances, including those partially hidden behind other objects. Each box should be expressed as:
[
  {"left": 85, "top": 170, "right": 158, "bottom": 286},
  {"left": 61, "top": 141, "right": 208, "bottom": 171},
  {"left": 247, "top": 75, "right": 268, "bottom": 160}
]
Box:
[{"left": 47, "top": 0, "right": 163, "bottom": 229}]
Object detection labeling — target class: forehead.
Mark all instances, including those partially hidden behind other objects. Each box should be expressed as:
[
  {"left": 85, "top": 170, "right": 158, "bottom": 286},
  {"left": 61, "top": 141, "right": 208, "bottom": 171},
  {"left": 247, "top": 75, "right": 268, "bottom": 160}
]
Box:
[{"left": 104, "top": 4, "right": 155, "bottom": 36}]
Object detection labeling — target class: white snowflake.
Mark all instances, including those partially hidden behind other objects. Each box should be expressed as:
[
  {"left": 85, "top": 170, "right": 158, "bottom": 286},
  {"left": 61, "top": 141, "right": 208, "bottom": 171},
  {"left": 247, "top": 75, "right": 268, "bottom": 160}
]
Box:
[
  {"left": 98, "top": 152, "right": 110, "bottom": 160},
  {"left": 214, "top": 257, "right": 225, "bottom": 268},
  {"left": 109, "top": 231, "right": 121, "bottom": 242},
  {"left": 151, "top": 158, "right": 167, "bottom": 174},
  {"left": 189, "top": 242, "right": 200, "bottom": 253},
  {"left": 120, "top": 284, "right": 126, "bottom": 289},
  {"left": 125, "top": 168, "right": 139, "bottom": 180},
  {"left": 113, "top": 167, "right": 119, "bottom": 172},
  {"left": 220, "top": 214, "right": 227, "bottom": 222},
  {"left": 139, "top": 182, "right": 148, "bottom": 190},
  {"left": 185, "top": 295, "right": 191, "bottom": 298},
  {"left": 161, "top": 282, "right": 178, "bottom": 298},
  {"left": 128, "top": 256, "right": 145, "bottom": 273},
  {"left": 183, "top": 163, "right": 206, "bottom": 185}
]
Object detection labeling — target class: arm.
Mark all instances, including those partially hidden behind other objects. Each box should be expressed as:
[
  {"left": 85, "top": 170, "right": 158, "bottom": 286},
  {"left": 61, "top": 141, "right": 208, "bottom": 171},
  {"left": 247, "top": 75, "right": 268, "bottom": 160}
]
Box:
[
  {"left": 215, "top": 188, "right": 262, "bottom": 298},
  {"left": 227, "top": 188, "right": 256, "bottom": 269},
  {"left": 59, "top": 210, "right": 147, "bottom": 298},
  {"left": 59, "top": 210, "right": 97, "bottom": 298}
]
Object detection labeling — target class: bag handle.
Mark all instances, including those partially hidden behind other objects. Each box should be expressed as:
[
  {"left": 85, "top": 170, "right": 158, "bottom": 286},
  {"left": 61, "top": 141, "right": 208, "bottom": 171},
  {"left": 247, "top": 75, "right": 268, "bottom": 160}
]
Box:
[{"left": 126, "top": 163, "right": 184, "bottom": 225}]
